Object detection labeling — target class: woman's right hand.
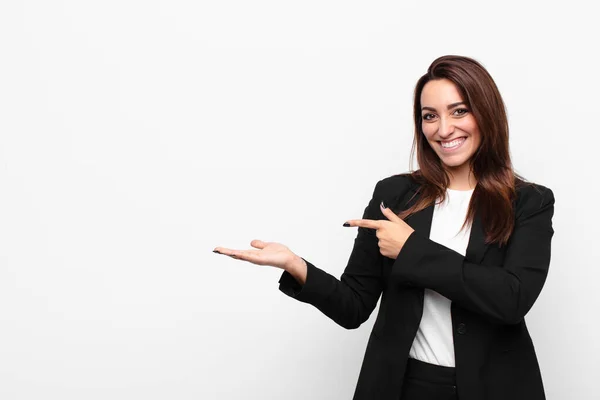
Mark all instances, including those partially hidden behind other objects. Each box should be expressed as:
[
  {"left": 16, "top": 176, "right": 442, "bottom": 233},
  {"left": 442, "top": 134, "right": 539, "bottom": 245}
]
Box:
[{"left": 214, "top": 240, "right": 303, "bottom": 271}]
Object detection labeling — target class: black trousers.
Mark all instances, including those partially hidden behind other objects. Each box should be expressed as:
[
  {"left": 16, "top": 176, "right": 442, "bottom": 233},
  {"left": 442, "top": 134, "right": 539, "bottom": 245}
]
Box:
[{"left": 399, "top": 358, "right": 458, "bottom": 400}]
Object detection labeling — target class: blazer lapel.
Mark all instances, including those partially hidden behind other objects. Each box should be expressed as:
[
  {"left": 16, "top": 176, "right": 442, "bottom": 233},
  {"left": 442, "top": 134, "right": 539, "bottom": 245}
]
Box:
[{"left": 389, "top": 182, "right": 489, "bottom": 264}]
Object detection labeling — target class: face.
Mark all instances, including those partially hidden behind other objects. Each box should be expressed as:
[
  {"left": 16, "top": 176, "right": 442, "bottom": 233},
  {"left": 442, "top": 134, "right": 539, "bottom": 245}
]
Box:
[{"left": 420, "top": 78, "right": 482, "bottom": 172}]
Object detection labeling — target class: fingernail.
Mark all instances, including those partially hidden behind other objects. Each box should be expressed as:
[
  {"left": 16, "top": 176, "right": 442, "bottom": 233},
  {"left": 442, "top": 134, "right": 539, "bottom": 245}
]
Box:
[
  {"left": 213, "top": 250, "right": 221, "bottom": 254},
  {"left": 380, "top": 201, "right": 387, "bottom": 209},
  {"left": 343, "top": 222, "right": 350, "bottom": 227}
]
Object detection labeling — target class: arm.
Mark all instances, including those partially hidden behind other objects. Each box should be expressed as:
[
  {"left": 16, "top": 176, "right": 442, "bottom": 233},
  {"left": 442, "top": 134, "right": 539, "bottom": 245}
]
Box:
[
  {"left": 278, "top": 179, "right": 394, "bottom": 329},
  {"left": 392, "top": 186, "right": 555, "bottom": 325}
]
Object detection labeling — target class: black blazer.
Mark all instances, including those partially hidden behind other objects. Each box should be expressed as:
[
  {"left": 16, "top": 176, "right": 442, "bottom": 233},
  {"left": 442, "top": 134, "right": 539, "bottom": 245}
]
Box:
[{"left": 278, "top": 173, "right": 555, "bottom": 400}]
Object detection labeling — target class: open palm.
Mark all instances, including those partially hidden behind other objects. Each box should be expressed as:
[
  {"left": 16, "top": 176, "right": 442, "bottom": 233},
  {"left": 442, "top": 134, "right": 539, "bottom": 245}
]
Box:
[{"left": 214, "top": 240, "right": 296, "bottom": 270}]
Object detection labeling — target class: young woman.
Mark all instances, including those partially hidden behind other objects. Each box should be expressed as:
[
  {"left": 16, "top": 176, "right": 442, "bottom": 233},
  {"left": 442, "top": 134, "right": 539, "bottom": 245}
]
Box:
[{"left": 214, "top": 55, "right": 555, "bottom": 400}]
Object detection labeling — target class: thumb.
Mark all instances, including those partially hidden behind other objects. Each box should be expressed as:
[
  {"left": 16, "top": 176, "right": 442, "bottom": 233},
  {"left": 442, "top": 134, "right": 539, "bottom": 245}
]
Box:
[
  {"left": 250, "top": 239, "right": 268, "bottom": 249},
  {"left": 380, "top": 201, "right": 402, "bottom": 223}
]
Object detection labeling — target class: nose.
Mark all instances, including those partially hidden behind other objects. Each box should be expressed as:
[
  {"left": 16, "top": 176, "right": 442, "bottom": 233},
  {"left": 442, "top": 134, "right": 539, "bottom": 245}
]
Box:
[{"left": 438, "top": 117, "right": 455, "bottom": 138}]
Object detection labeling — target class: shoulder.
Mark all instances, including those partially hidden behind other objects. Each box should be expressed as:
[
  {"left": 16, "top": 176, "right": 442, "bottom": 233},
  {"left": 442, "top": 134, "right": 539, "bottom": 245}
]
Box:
[
  {"left": 514, "top": 178, "right": 555, "bottom": 220},
  {"left": 373, "top": 172, "right": 419, "bottom": 197},
  {"left": 370, "top": 173, "right": 555, "bottom": 219},
  {"left": 365, "top": 172, "right": 420, "bottom": 214}
]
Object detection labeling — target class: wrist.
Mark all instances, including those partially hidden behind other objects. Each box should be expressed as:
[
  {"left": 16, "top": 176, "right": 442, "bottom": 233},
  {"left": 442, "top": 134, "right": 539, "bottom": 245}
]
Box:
[
  {"left": 286, "top": 254, "right": 305, "bottom": 273},
  {"left": 286, "top": 254, "right": 307, "bottom": 285}
]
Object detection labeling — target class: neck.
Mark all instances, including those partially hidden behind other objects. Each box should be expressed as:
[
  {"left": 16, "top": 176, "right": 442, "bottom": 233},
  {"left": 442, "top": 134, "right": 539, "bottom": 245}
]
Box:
[{"left": 445, "top": 164, "right": 477, "bottom": 190}]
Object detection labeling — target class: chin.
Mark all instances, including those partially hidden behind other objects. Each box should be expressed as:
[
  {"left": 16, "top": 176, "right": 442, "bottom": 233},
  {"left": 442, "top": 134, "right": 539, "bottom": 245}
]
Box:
[{"left": 439, "top": 156, "right": 471, "bottom": 169}]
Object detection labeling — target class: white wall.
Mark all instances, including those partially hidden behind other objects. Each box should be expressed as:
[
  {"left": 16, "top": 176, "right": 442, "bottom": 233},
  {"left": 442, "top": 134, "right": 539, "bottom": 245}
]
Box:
[{"left": 0, "top": 1, "right": 597, "bottom": 399}]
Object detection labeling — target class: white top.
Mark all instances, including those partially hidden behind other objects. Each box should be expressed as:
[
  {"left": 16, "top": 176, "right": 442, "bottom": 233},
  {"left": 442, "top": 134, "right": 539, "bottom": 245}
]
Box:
[{"left": 408, "top": 187, "right": 474, "bottom": 367}]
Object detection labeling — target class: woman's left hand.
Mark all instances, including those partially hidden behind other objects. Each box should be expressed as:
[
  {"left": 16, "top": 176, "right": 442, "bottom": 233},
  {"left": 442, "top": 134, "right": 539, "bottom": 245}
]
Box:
[{"left": 344, "top": 201, "right": 415, "bottom": 259}]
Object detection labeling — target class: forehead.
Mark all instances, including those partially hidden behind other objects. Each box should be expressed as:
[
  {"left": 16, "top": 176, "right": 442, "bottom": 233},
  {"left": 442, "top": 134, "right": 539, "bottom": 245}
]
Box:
[{"left": 421, "top": 78, "right": 464, "bottom": 105}]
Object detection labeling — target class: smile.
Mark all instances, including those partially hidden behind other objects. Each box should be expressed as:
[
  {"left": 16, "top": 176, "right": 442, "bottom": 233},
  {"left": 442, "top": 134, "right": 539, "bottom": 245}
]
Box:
[{"left": 439, "top": 137, "right": 466, "bottom": 152}]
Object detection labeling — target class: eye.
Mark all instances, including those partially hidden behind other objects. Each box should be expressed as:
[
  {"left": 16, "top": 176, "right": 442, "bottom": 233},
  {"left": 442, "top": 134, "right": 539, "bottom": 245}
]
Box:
[
  {"left": 422, "top": 113, "right": 436, "bottom": 121},
  {"left": 453, "top": 108, "right": 469, "bottom": 116}
]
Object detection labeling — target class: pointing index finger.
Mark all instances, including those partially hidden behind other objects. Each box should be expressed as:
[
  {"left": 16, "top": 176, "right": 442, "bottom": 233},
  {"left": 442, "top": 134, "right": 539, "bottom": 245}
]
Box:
[{"left": 345, "top": 219, "right": 380, "bottom": 229}]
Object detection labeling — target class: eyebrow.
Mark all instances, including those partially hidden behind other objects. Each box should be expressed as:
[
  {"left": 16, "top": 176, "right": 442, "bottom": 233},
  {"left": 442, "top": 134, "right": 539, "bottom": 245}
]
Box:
[{"left": 421, "top": 102, "right": 467, "bottom": 112}]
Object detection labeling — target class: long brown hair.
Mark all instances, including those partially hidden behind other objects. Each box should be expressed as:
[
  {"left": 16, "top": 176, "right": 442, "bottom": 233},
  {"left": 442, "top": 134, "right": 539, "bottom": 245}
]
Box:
[{"left": 398, "top": 55, "right": 528, "bottom": 246}]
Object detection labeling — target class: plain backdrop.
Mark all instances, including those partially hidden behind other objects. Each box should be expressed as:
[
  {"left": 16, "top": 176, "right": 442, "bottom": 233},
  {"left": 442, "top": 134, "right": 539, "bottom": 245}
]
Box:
[{"left": 0, "top": 1, "right": 598, "bottom": 399}]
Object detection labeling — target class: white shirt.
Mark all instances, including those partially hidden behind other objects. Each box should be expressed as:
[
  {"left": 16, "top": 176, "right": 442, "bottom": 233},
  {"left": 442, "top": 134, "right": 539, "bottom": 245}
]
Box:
[{"left": 408, "top": 187, "right": 474, "bottom": 367}]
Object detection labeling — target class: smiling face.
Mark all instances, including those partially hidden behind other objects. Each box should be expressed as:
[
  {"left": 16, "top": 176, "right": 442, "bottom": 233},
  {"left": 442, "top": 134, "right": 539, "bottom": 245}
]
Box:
[{"left": 420, "top": 78, "right": 482, "bottom": 173}]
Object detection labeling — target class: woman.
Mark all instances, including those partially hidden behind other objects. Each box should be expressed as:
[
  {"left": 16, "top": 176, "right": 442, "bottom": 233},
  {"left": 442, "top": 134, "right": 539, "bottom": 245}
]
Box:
[{"left": 213, "top": 55, "right": 555, "bottom": 400}]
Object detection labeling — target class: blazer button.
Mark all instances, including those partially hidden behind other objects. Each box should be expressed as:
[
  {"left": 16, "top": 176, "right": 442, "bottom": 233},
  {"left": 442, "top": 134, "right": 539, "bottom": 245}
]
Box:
[{"left": 457, "top": 323, "right": 467, "bottom": 334}]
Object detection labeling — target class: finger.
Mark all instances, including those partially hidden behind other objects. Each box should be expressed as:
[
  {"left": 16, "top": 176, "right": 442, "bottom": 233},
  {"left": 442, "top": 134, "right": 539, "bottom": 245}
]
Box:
[
  {"left": 379, "top": 203, "right": 402, "bottom": 223},
  {"left": 213, "top": 247, "right": 244, "bottom": 257},
  {"left": 224, "top": 249, "right": 260, "bottom": 262},
  {"left": 344, "top": 219, "right": 380, "bottom": 229},
  {"left": 213, "top": 247, "right": 234, "bottom": 256},
  {"left": 228, "top": 251, "right": 248, "bottom": 261}
]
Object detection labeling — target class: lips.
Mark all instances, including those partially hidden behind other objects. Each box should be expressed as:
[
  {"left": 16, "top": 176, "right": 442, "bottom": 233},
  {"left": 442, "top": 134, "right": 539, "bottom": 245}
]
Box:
[{"left": 439, "top": 137, "right": 466, "bottom": 152}]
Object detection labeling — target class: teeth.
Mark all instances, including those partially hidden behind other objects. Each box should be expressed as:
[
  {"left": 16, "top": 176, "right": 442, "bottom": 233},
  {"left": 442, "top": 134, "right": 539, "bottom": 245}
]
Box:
[{"left": 441, "top": 138, "right": 465, "bottom": 148}]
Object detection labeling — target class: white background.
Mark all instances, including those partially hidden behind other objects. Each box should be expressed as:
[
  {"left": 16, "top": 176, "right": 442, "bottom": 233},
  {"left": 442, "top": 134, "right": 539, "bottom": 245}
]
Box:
[{"left": 0, "top": 1, "right": 598, "bottom": 399}]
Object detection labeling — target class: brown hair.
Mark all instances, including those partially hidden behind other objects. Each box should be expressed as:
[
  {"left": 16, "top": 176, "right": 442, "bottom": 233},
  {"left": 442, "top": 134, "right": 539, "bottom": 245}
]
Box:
[{"left": 398, "top": 55, "right": 528, "bottom": 246}]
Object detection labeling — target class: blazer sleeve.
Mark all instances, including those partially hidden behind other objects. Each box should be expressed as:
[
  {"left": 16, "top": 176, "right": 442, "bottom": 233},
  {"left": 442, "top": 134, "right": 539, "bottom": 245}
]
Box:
[
  {"left": 392, "top": 185, "right": 555, "bottom": 325},
  {"left": 277, "top": 179, "right": 393, "bottom": 329}
]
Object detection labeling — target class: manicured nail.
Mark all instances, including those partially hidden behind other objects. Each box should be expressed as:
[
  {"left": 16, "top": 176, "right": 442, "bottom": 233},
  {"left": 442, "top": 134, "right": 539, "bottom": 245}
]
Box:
[
  {"left": 380, "top": 201, "right": 387, "bottom": 209},
  {"left": 343, "top": 222, "right": 350, "bottom": 227},
  {"left": 213, "top": 250, "right": 221, "bottom": 254}
]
